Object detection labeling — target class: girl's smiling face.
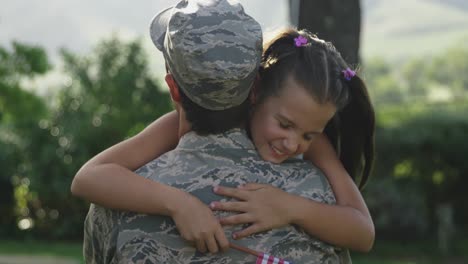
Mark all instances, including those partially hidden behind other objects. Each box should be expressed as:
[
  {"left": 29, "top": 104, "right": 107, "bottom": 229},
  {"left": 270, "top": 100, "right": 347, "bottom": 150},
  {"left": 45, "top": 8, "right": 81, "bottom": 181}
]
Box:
[{"left": 250, "top": 75, "right": 336, "bottom": 164}]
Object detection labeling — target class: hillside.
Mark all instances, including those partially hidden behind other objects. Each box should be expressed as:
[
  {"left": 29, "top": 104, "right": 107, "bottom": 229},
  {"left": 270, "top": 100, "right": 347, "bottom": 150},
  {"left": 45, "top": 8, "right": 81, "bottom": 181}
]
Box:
[{"left": 362, "top": 0, "right": 468, "bottom": 60}]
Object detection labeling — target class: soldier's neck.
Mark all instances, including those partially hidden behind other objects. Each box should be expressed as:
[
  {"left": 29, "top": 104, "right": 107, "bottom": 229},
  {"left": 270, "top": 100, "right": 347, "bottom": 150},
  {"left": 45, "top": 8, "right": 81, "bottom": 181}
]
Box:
[{"left": 177, "top": 108, "right": 191, "bottom": 139}]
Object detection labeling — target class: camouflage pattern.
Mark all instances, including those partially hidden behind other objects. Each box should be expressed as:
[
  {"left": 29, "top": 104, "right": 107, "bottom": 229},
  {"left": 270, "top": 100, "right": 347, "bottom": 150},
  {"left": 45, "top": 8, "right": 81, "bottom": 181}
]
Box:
[
  {"left": 84, "top": 129, "right": 351, "bottom": 264},
  {"left": 150, "top": 0, "right": 263, "bottom": 110}
]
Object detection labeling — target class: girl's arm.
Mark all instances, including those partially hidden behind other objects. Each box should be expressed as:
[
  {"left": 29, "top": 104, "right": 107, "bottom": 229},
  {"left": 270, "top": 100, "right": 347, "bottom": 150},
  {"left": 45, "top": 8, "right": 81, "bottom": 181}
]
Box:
[
  {"left": 291, "top": 133, "right": 374, "bottom": 251},
  {"left": 71, "top": 110, "right": 229, "bottom": 253},
  {"left": 71, "top": 110, "right": 180, "bottom": 213},
  {"left": 212, "top": 134, "right": 374, "bottom": 252}
]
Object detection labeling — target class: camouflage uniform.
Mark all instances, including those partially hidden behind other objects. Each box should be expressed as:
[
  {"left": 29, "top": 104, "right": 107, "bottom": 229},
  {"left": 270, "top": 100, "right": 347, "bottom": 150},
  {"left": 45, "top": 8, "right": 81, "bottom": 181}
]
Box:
[{"left": 84, "top": 129, "right": 351, "bottom": 264}]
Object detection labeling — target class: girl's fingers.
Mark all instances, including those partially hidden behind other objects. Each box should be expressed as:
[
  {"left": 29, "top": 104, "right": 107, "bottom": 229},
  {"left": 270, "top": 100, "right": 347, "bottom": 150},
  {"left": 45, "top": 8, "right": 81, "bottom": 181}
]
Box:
[
  {"left": 232, "top": 224, "right": 260, "bottom": 240},
  {"left": 210, "top": 201, "right": 246, "bottom": 212},
  {"left": 219, "top": 213, "right": 252, "bottom": 226},
  {"left": 205, "top": 235, "right": 219, "bottom": 254},
  {"left": 215, "top": 228, "right": 230, "bottom": 252},
  {"left": 195, "top": 238, "right": 207, "bottom": 253}
]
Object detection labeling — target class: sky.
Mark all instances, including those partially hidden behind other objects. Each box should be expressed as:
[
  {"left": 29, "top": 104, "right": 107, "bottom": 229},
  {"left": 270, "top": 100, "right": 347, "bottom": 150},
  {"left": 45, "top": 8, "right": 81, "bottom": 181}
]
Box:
[
  {"left": 1, "top": 0, "right": 467, "bottom": 94},
  {"left": 0, "top": 0, "right": 289, "bottom": 62},
  {"left": 0, "top": 0, "right": 290, "bottom": 93}
]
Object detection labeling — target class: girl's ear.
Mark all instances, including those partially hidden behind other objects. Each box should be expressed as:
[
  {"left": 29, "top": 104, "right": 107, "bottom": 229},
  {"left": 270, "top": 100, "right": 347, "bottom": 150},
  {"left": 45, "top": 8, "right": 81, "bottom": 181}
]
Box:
[
  {"left": 165, "top": 73, "right": 180, "bottom": 102},
  {"left": 249, "top": 74, "right": 261, "bottom": 104}
]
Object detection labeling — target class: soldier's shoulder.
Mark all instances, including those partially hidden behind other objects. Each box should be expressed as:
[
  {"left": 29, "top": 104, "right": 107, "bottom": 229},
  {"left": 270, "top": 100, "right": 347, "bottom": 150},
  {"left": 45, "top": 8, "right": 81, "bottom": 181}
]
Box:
[{"left": 280, "top": 158, "right": 322, "bottom": 173}]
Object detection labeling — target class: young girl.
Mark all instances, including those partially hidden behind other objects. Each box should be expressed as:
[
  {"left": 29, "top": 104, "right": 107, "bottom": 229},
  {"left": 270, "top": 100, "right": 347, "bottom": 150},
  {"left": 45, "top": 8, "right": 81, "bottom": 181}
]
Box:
[{"left": 72, "top": 28, "right": 375, "bottom": 253}]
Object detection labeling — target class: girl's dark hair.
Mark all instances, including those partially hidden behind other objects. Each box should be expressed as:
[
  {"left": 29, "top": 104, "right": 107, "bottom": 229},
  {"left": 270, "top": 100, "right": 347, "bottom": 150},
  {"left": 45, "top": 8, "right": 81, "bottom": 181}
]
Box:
[{"left": 258, "top": 28, "right": 375, "bottom": 189}]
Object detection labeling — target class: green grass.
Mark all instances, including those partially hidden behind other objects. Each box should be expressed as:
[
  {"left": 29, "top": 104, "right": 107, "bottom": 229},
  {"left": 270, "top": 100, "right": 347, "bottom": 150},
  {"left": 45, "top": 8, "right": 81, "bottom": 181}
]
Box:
[
  {"left": 352, "top": 240, "right": 468, "bottom": 264},
  {"left": 0, "top": 240, "right": 83, "bottom": 262},
  {"left": 0, "top": 239, "right": 467, "bottom": 264}
]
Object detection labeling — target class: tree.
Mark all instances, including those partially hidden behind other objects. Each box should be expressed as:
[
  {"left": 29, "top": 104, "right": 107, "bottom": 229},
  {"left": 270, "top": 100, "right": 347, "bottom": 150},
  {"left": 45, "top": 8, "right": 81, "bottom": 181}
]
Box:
[
  {"left": 22, "top": 36, "right": 172, "bottom": 238},
  {"left": 292, "top": 0, "right": 361, "bottom": 65},
  {"left": 0, "top": 42, "right": 50, "bottom": 237}
]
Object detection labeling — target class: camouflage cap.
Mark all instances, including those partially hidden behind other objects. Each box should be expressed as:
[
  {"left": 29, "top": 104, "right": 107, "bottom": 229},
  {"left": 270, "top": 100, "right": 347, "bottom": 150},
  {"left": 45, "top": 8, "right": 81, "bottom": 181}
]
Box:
[{"left": 150, "top": 0, "right": 263, "bottom": 110}]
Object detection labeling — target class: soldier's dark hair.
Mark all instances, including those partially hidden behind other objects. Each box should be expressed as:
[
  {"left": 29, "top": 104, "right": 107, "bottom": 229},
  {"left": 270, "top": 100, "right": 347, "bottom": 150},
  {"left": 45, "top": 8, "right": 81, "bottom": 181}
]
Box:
[
  {"left": 257, "top": 28, "right": 375, "bottom": 189},
  {"left": 178, "top": 87, "right": 250, "bottom": 135}
]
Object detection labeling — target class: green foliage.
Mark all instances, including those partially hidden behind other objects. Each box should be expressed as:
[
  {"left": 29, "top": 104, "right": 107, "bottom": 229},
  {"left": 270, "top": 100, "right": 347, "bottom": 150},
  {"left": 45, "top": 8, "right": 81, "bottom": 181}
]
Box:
[
  {"left": 401, "top": 59, "right": 431, "bottom": 98},
  {"left": 0, "top": 37, "right": 172, "bottom": 239},
  {"left": 363, "top": 58, "right": 405, "bottom": 105},
  {"left": 0, "top": 42, "right": 50, "bottom": 125},
  {"left": 0, "top": 42, "right": 50, "bottom": 81},
  {"left": 366, "top": 41, "right": 468, "bottom": 106},
  {"left": 364, "top": 177, "right": 429, "bottom": 240},
  {"left": 0, "top": 42, "right": 51, "bottom": 237},
  {"left": 22, "top": 36, "right": 172, "bottom": 239},
  {"left": 428, "top": 44, "right": 468, "bottom": 94},
  {"left": 9, "top": 42, "right": 50, "bottom": 76},
  {"left": 366, "top": 102, "right": 468, "bottom": 240},
  {"left": 363, "top": 43, "right": 468, "bottom": 240},
  {"left": 2, "top": 35, "right": 467, "bottom": 244}
]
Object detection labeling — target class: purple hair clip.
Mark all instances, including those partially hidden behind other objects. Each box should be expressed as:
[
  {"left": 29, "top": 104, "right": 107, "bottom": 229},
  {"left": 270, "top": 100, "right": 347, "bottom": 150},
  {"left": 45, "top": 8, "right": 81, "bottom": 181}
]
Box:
[
  {"left": 342, "top": 68, "right": 356, "bottom": 81},
  {"left": 294, "top": 35, "right": 308, "bottom": 47}
]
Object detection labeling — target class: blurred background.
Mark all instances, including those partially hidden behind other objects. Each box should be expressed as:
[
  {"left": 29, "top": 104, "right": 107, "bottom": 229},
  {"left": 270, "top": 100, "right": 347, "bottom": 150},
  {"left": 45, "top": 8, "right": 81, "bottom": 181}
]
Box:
[{"left": 1, "top": 0, "right": 467, "bottom": 263}]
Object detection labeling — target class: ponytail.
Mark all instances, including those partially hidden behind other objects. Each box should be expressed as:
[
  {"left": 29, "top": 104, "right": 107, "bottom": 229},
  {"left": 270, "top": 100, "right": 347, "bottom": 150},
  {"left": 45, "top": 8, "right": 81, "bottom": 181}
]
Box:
[{"left": 325, "top": 76, "right": 375, "bottom": 189}]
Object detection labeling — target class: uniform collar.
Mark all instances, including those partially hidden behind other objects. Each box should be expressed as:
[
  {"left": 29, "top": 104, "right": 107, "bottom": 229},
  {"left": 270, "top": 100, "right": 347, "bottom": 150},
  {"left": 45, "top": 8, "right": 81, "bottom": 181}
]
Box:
[{"left": 178, "top": 128, "right": 255, "bottom": 150}]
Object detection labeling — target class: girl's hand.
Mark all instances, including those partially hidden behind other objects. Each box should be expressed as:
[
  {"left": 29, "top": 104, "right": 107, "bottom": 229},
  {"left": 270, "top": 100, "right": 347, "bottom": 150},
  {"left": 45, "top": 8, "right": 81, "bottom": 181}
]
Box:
[
  {"left": 170, "top": 191, "right": 229, "bottom": 253},
  {"left": 211, "top": 183, "right": 294, "bottom": 240}
]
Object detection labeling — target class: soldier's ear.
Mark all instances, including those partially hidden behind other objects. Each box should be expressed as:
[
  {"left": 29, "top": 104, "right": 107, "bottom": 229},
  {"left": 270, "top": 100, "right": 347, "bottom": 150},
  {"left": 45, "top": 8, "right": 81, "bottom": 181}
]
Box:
[{"left": 165, "top": 73, "right": 181, "bottom": 102}]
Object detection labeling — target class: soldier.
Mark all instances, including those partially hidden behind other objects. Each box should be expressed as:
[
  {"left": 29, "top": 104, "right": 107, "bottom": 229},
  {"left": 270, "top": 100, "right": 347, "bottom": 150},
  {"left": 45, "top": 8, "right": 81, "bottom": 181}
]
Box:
[{"left": 77, "top": 0, "right": 363, "bottom": 263}]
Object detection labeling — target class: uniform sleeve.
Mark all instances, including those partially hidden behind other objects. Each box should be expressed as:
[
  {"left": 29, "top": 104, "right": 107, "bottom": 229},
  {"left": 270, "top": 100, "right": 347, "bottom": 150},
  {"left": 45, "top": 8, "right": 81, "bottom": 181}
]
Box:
[
  {"left": 84, "top": 204, "right": 120, "bottom": 264},
  {"left": 112, "top": 236, "right": 182, "bottom": 263}
]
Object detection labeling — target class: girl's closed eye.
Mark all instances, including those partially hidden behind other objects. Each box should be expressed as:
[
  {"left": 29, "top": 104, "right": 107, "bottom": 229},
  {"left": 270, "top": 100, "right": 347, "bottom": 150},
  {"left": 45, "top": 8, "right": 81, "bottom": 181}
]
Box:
[
  {"left": 304, "top": 133, "right": 319, "bottom": 141},
  {"left": 279, "top": 121, "right": 290, "bottom": 129}
]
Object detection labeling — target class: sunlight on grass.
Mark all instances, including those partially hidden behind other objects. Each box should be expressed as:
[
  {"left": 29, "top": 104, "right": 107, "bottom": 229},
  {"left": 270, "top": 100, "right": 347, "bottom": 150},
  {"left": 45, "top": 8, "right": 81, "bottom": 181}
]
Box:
[
  {"left": 354, "top": 259, "right": 418, "bottom": 264},
  {"left": 0, "top": 240, "right": 82, "bottom": 262},
  {"left": 0, "top": 239, "right": 466, "bottom": 264}
]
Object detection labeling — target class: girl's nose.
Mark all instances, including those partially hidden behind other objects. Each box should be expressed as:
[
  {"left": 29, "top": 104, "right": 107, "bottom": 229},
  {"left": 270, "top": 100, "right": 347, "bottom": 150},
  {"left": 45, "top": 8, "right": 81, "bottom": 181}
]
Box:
[{"left": 283, "top": 137, "right": 299, "bottom": 154}]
